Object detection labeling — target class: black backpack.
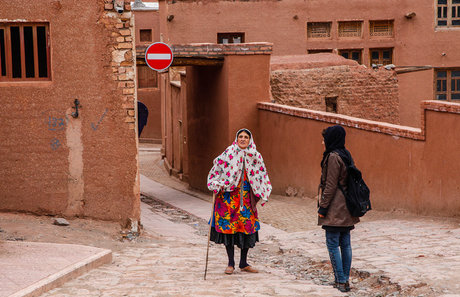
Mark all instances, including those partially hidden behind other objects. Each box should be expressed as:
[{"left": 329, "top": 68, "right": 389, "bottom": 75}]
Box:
[{"left": 338, "top": 159, "right": 371, "bottom": 217}]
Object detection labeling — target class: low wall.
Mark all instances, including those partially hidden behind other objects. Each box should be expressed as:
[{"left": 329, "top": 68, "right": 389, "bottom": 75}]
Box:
[{"left": 257, "top": 101, "right": 460, "bottom": 217}]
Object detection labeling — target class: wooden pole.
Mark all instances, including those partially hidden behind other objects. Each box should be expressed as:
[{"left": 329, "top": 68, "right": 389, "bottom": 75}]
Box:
[{"left": 204, "top": 192, "right": 216, "bottom": 280}]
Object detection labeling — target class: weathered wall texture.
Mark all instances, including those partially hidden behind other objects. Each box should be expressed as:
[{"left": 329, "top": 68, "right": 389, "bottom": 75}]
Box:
[
  {"left": 159, "top": 0, "right": 460, "bottom": 127},
  {"left": 0, "top": 0, "right": 140, "bottom": 224},
  {"left": 257, "top": 101, "right": 460, "bottom": 217},
  {"left": 270, "top": 55, "right": 400, "bottom": 124}
]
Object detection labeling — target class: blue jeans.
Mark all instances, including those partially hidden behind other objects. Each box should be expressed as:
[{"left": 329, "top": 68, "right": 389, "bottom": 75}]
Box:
[{"left": 325, "top": 230, "right": 352, "bottom": 284}]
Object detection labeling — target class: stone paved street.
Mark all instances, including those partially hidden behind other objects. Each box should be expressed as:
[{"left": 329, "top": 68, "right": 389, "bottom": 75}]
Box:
[
  {"left": 41, "top": 202, "right": 344, "bottom": 297},
  {"left": 40, "top": 145, "right": 460, "bottom": 296}
]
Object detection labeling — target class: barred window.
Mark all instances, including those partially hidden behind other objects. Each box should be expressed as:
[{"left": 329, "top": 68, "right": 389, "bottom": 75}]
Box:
[
  {"left": 0, "top": 22, "right": 50, "bottom": 81},
  {"left": 370, "top": 20, "right": 394, "bottom": 38},
  {"left": 307, "top": 22, "right": 332, "bottom": 38},
  {"left": 437, "top": 0, "right": 460, "bottom": 27},
  {"left": 435, "top": 69, "right": 460, "bottom": 101},
  {"left": 338, "top": 21, "right": 362, "bottom": 38}
]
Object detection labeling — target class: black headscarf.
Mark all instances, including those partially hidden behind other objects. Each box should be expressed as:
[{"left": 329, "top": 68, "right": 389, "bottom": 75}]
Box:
[{"left": 321, "top": 125, "right": 352, "bottom": 167}]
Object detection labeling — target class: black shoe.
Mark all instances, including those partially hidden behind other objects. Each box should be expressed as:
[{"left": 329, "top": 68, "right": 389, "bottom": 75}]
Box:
[{"left": 337, "top": 282, "right": 350, "bottom": 292}]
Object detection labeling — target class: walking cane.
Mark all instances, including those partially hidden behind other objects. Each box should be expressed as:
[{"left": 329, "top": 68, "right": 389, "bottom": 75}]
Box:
[{"left": 204, "top": 192, "right": 216, "bottom": 280}]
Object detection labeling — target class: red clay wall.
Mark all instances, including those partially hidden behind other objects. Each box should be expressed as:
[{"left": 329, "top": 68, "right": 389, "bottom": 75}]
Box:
[
  {"left": 257, "top": 101, "right": 460, "bottom": 217},
  {"left": 0, "top": 0, "right": 140, "bottom": 224},
  {"left": 137, "top": 88, "right": 161, "bottom": 141},
  {"left": 271, "top": 57, "right": 399, "bottom": 124},
  {"left": 134, "top": 8, "right": 161, "bottom": 142},
  {"left": 160, "top": 0, "right": 460, "bottom": 127}
]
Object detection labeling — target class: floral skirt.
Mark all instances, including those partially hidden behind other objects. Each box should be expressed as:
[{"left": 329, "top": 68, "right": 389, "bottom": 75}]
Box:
[{"left": 213, "top": 178, "right": 260, "bottom": 234}]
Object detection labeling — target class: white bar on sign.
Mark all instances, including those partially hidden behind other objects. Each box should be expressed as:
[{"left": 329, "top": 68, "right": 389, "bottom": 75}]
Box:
[{"left": 147, "top": 53, "right": 171, "bottom": 60}]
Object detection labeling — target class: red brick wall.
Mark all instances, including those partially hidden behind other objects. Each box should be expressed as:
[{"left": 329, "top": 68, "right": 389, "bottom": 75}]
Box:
[{"left": 270, "top": 65, "right": 400, "bottom": 124}]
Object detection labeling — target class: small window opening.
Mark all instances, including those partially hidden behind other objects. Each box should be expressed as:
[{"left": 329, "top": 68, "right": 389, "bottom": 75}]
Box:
[
  {"left": 325, "top": 96, "right": 338, "bottom": 113},
  {"left": 140, "top": 29, "right": 152, "bottom": 42},
  {"left": 217, "top": 32, "right": 245, "bottom": 44}
]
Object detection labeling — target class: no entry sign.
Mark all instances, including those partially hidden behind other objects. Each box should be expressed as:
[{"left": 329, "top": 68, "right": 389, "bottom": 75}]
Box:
[{"left": 145, "top": 42, "right": 174, "bottom": 72}]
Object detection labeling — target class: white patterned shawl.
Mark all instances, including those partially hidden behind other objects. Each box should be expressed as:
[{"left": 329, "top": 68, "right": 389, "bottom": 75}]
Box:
[{"left": 207, "top": 129, "right": 272, "bottom": 201}]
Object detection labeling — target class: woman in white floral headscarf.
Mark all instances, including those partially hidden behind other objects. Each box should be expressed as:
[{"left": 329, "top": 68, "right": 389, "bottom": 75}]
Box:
[{"left": 207, "top": 128, "right": 272, "bottom": 275}]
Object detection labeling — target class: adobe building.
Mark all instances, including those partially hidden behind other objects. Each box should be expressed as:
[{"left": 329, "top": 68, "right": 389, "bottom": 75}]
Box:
[
  {"left": 155, "top": 2, "right": 460, "bottom": 217},
  {"left": 154, "top": 43, "right": 272, "bottom": 185},
  {"left": 0, "top": 0, "right": 140, "bottom": 225},
  {"left": 158, "top": 0, "right": 460, "bottom": 127}
]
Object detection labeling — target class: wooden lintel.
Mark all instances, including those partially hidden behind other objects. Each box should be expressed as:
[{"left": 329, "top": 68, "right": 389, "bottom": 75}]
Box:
[{"left": 172, "top": 57, "right": 224, "bottom": 67}]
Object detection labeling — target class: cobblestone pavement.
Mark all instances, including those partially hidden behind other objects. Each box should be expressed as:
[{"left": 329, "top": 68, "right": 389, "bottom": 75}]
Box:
[
  {"left": 138, "top": 144, "right": 460, "bottom": 297},
  {"left": 41, "top": 199, "right": 345, "bottom": 297}
]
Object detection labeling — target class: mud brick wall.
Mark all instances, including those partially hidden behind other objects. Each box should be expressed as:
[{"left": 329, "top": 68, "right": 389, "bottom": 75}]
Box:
[
  {"left": 257, "top": 101, "right": 460, "bottom": 217},
  {"left": 0, "top": 0, "right": 139, "bottom": 224},
  {"left": 270, "top": 65, "right": 400, "bottom": 124}
]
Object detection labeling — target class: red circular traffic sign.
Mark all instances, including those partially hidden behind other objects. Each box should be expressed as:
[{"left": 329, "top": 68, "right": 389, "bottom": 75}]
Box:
[{"left": 145, "top": 42, "right": 174, "bottom": 72}]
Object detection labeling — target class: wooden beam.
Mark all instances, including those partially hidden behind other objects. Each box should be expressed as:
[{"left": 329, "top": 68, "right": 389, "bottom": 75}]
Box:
[
  {"left": 395, "top": 66, "right": 432, "bottom": 74},
  {"left": 172, "top": 57, "right": 223, "bottom": 67},
  {"left": 136, "top": 57, "right": 223, "bottom": 67}
]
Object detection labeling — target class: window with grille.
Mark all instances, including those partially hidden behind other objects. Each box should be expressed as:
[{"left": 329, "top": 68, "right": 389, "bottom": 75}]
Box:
[
  {"left": 435, "top": 69, "right": 460, "bottom": 101},
  {"left": 0, "top": 22, "right": 50, "bottom": 81},
  {"left": 370, "top": 48, "right": 393, "bottom": 66},
  {"left": 437, "top": 0, "right": 460, "bottom": 27},
  {"left": 137, "top": 65, "right": 158, "bottom": 88},
  {"left": 369, "top": 20, "right": 394, "bottom": 37},
  {"left": 217, "top": 33, "right": 245, "bottom": 44},
  {"left": 139, "top": 29, "right": 152, "bottom": 42},
  {"left": 307, "top": 22, "right": 332, "bottom": 38},
  {"left": 338, "top": 21, "right": 362, "bottom": 38},
  {"left": 339, "top": 49, "right": 362, "bottom": 64}
]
